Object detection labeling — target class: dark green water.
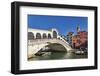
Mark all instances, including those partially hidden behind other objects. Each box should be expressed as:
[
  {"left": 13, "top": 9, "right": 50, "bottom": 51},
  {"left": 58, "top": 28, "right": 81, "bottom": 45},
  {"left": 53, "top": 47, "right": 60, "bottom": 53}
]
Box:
[{"left": 28, "top": 51, "right": 88, "bottom": 61}]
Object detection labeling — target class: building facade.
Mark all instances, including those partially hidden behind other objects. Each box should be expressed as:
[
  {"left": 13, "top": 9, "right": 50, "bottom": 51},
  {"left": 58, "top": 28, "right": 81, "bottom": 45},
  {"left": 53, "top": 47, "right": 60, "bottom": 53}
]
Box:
[
  {"left": 72, "top": 26, "right": 88, "bottom": 49},
  {"left": 66, "top": 32, "right": 74, "bottom": 47}
]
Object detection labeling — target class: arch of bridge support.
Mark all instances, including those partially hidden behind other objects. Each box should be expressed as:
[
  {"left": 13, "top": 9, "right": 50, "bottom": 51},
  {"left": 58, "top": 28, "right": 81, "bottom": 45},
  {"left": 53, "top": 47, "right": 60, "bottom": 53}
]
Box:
[{"left": 28, "top": 32, "right": 34, "bottom": 40}]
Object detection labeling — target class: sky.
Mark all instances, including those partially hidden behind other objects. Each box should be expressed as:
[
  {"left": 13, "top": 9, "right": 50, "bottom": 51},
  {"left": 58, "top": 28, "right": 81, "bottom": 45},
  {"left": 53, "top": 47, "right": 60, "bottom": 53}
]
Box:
[{"left": 28, "top": 15, "right": 88, "bottom": 36}]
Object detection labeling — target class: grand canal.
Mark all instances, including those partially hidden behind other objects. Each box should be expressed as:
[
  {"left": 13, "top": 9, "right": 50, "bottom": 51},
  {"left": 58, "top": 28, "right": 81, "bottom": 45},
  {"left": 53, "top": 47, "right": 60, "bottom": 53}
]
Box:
[{"left": 28, "top": 50, "right": 88, "bottom": 61}]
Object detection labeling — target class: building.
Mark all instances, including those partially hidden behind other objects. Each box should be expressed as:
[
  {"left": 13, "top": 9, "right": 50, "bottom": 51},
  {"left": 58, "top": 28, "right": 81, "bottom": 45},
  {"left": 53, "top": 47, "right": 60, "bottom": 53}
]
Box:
[
  {"left": 66, "top": 32, "right": 74, "bottom": 46},
  {"left": 72, "top": 35, "right": 81, "bottom": 48},
  {"left": 77, "top": 25, "right": 80, "bottom": 33},
  {"left": 77, "top": 31, "right": 88, "bottom": 48},
  {"left": 72, "top": 26, "right": 88, "bottom": 49}
]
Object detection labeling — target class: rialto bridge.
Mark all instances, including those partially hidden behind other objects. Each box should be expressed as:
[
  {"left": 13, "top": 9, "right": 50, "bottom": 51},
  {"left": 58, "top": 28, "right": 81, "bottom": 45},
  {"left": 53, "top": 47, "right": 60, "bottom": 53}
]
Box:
[{"left": 28, "top": 28, "right": 72, "bottom": 58}]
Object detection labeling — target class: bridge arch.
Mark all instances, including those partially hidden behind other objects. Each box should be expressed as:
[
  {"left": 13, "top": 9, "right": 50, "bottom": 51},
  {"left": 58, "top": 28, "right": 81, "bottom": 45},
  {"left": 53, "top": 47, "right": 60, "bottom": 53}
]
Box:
[
  {"left": 28, "top": 32, "right": 34, "bottom": 40},
  {"left": 48, "top": 33, "right": 52, "bottom": 39},
  {"left": 28, "top": 39, "right": 72, "bottom": 58},
  {"left": 36, "top": 33, "right": 41, "bottom": 39},
  {"left": 53, "top": 31, "right": 57, "bottom": 38},
  {"left": 43, "top": 33, "right": 47, "bottom": 39},
  {"left": 46, "top": 43, "right": 67, "bottom": 52}
]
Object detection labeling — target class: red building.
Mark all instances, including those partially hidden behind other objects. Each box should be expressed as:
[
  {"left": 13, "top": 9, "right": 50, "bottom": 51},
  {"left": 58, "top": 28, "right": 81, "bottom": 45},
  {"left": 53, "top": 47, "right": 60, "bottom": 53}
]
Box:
[
  {"left": 72, "top": 26, "right": 88, "bottom": 49},
  {"left": 72, "top": 31, "right": 88, "bottom": 49}
]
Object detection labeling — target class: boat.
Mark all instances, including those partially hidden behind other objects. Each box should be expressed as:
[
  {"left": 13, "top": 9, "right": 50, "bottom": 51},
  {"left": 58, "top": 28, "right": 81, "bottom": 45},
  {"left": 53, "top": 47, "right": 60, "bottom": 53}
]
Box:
[
  {"left": 35, "top": 52, "right": 45, "bottom": 56},
  {"left": 75, "top": 50, "right": 85, "bottom": 55}
]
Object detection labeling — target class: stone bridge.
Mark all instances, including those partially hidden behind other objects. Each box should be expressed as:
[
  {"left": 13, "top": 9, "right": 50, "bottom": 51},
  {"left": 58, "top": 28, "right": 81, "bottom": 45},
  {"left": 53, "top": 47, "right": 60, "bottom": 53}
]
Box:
[{"left": 28, "top": 39, "right": 72, "bottom": 58}]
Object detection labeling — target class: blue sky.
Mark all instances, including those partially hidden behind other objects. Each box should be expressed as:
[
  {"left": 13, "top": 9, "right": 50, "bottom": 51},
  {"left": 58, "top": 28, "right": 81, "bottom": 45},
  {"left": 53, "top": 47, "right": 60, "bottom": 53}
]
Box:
[{"left": 28, "top": 15, "right": 88, "bottom": 36}]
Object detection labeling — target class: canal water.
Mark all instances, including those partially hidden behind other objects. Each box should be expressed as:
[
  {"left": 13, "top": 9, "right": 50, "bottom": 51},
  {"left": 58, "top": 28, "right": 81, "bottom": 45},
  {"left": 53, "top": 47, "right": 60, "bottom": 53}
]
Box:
[{"left": 28, "top": 51, "right": 88, "bottom": 61}]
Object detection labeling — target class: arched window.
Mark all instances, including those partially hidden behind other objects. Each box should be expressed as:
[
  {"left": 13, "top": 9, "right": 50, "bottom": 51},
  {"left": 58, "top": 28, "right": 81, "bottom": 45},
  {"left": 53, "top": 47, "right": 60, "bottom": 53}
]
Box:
[
  {"left": 48, "top": 34, "right": 51, "bottom": 39},
  {"left": 28, "top": 32, "right": 34, "bottom": 40},
  {"left": 36, "top": 33, "right": 41, "bottom": 39},
  {"left": 43, "top": 33, "right": 47, "bottom": 39},
  {"left": 53, "top": 31, "right": 57, "bottom": 38}
]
